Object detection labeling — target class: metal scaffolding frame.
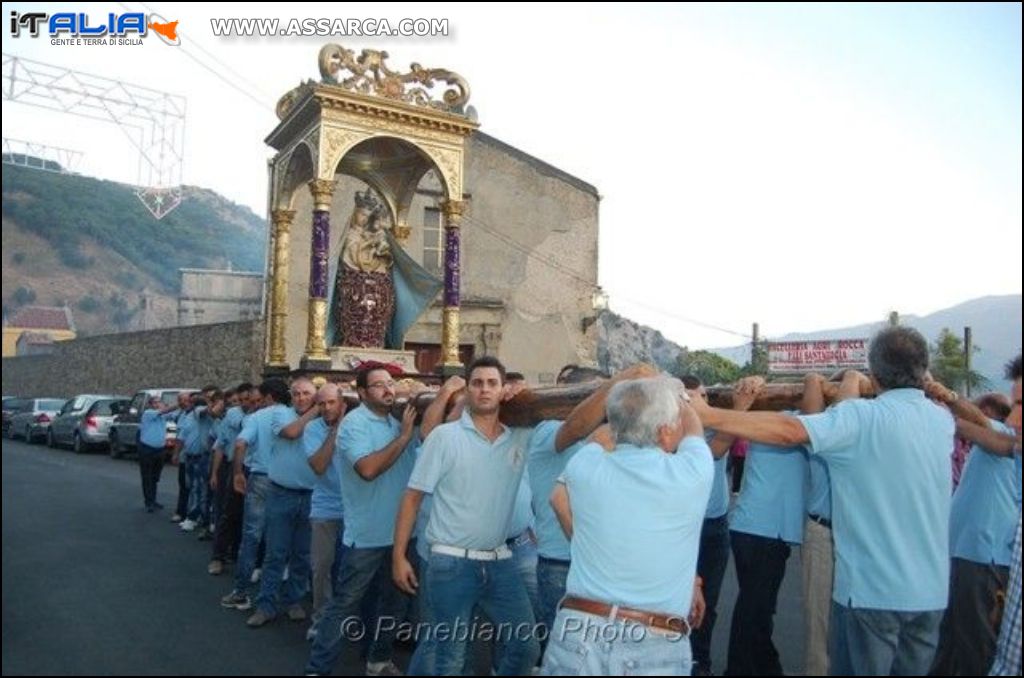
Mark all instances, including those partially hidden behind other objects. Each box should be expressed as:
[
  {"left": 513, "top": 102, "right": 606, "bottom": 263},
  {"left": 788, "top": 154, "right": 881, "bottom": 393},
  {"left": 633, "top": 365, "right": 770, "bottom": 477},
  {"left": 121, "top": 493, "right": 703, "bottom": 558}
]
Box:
[
  {"left": 2, "top": 52, "right": 187, "bottom": 218},
  {"left": 2, "top": 137, "right": 84, "bottom": 173}
]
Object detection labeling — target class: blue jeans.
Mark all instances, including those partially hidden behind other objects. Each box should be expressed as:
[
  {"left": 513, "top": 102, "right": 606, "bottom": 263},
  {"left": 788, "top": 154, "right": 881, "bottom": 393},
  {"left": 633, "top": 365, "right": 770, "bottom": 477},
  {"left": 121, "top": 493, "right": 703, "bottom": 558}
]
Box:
[
  {"left": 408, "top": 554, "right": 436, "bottom": 676},
  {"left": 690, "top": 514, "right": 730, "bottom": 674},
  {"left": 513, "top": 536, "right": 540, "bottom": 623},
  {"left": 233, "top": 472, "right": 271, "bottom": 594},
  {"left": 255, "top": 483, "right": 312, "bottom": 616},
  {"left": 305, "top": 545, "right": 410, "bottom": 675},
  {"left": 830, "top": 602, "right": 943, "bottom": 676},
  {"left": 428, "top": 552, "right": 540, "bottom": 676},
  {"left": 185, "top": 453, "right": 210, "bottom": 524},
  {"left": 541, "top": 608, "right": 693, "bottom": 676},
  {"left": 537, "top": 557, "right": 570, "bottom": 632}
]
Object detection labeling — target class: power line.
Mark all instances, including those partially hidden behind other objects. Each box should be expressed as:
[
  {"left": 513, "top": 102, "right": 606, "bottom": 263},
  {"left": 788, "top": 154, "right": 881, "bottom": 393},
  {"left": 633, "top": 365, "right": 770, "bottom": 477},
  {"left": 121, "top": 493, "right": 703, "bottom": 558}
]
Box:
[
  {"left": 117, "top": 2, "right": 275, "bottom": 113},
  {"left": 137, "top": 2, "right": 278, "bottom": 104},
  {"left": 459, "top": 212, "right": 753, "bottom": 340}
]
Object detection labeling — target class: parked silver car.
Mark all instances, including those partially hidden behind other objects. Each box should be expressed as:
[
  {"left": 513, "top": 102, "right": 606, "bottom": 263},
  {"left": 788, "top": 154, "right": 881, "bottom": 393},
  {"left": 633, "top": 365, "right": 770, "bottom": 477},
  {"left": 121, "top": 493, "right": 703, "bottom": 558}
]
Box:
[
  {"left": 7, "top": 398, "right": 67, "bottom": 443},
  {"left": 48, "top": 395, "right": 130, "bottom": 453}
]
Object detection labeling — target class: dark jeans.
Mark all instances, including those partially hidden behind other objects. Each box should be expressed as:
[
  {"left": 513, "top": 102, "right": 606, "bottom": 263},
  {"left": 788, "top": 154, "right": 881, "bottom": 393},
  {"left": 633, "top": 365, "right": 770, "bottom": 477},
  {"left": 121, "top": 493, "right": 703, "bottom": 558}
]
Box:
[
  {"left": 726, "top": 530, "right": 791, "bottom": 676},
  {"left": 306, "top": 545, "right": 411, "bottom": 675},
  {"left": 691, "top": 514, "right": 731, "bottom": 674},
  {"left": 175, "top": 460, "right": 189, "bottom": 517},
  {"left": 930, "top": 557, "right": 1009, "bottom": 676},
  {"left": 138, "top": 445, "right": 164, "bottom": 508},
  {"left": 212, "top": 464, "right": 243, "bottom": 562}
]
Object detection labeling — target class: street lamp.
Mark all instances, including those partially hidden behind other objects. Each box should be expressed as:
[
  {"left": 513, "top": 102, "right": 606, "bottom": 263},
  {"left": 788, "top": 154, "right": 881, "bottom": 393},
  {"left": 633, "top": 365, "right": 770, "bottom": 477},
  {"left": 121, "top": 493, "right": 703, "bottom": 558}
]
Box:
[{"left": 582, "top": 287, "right": 609, "bottom": 332}]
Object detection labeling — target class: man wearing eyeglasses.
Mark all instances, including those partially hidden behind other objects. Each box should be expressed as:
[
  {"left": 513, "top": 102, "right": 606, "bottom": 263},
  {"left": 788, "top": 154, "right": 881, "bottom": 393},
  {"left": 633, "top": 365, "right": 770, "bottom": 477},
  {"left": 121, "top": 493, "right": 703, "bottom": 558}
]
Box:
[{"left": 306, "top": 365, "right": 417, "bottom": 678}]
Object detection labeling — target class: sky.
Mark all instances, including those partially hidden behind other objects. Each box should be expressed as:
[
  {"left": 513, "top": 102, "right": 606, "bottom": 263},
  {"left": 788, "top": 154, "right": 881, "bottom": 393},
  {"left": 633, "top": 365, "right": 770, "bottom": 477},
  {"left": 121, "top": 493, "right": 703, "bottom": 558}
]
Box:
[{"left": 2, "top": 2, "right": 1021, "bottom": 350}]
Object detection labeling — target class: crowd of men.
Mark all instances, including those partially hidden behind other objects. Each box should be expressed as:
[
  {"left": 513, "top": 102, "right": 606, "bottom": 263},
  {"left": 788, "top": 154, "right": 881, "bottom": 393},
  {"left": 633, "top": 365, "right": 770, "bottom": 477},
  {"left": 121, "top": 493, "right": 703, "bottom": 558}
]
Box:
[{"left": 133, "top": 326, "right": 1022, "bottom": 676}]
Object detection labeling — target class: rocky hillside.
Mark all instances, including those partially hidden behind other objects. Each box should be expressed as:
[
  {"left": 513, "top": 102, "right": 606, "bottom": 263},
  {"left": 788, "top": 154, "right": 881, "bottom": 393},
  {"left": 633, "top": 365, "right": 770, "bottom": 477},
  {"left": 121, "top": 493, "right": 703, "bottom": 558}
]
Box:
[
  {"left": 597, "top": 310, "right": 686, "bottom": 374},
  {"left": 2, "top": 164, "right": 266, "bottom": 336}
]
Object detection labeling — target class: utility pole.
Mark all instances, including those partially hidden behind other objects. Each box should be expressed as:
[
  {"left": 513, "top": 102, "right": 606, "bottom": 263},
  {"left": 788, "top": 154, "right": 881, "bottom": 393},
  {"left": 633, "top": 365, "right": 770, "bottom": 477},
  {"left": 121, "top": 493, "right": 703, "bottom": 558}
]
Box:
[
  {"left": 963, "top": 326, "right": 973, "bottom": 398},
  {"left": 752, "top": 322, "right": 761, "bottom": 375}
]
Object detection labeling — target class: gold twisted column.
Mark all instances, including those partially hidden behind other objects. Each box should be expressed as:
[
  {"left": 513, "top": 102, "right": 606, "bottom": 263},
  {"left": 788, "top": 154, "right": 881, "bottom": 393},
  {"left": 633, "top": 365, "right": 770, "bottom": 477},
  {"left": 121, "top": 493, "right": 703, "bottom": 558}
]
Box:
[
  {"left": 440, "top": 199, "right": 465, "bottom": 370},
  {"left": 303, "top": 179, "right": 336, "bottom": 365},
  {"left": 268, "top": 209, "right": 295, "bottom": 367}
]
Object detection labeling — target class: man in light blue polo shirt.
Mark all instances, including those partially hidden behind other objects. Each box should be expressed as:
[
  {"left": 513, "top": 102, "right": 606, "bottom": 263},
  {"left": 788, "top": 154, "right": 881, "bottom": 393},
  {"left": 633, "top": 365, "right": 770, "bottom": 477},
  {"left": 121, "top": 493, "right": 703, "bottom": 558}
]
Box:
[
  {"left": 527, "top": 363, "right": 655, "bottom": 633},
  {"left": 543, "top": 376, "right": 712, "bottom": 676},
  {"left": 928, "top": 365, "right": 1021, "bottom": 675},
  {"left": 220, "top": 379, "right": 286, "bottom": 612},
  {"left": 178, "top": 392, "right": 222, "bottom": 534},
  {"left": 303, "top": 382, "right": 347, "bottom": 638},
  {"left": 138, "top": 395, "right": 177, "bottom": 512},
  {"left": 393, "top": 356, "right": 538, "bottom": 676},
  {"left": 691, "top": 326, "right": 954, "bottom": 676},
  {"left": 306, "top": 366, "right": 417, "bottom": 678},
  {"left": 247, "top": 378, "right": 319, "bottom": 628},
  {"left": 797, "top": 373, "right": 835, "bottom": 677},
  {"left": 209, "top": 382, "right": 258, "bottom": 576},
  {"left": 990, "top": 354, "right": 1023, "bottom": 677},
  {"left": 681, "top": 374, "right": 758, "bottom": 677},
  {"left": 726, "top": 387, "right": 808, "bottom": 675}
]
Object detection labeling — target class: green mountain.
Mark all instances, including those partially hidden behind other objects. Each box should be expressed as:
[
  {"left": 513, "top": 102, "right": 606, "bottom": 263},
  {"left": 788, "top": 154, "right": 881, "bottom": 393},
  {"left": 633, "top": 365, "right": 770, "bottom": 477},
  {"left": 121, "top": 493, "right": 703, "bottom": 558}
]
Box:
[{"left": 2, "top": 164, "right": 266, "bottom": 293}]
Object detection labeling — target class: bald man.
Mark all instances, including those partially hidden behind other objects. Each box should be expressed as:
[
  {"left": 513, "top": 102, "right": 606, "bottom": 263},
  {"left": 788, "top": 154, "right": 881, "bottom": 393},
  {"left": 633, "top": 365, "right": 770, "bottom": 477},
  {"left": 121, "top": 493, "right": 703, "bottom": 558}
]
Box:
[
  {"left": 304, "top": 383, "right": 348, "bottom": 639},
  {"left": 247, "top": 378, "right": 321, "bottom": 628}
]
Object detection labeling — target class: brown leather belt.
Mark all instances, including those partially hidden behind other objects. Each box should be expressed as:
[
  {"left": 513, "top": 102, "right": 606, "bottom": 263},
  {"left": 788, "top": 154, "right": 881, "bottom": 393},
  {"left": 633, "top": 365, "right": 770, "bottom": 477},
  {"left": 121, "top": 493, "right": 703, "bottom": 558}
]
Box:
[{"left": 560, "top": 596, "right": 690, "bottom": 635}]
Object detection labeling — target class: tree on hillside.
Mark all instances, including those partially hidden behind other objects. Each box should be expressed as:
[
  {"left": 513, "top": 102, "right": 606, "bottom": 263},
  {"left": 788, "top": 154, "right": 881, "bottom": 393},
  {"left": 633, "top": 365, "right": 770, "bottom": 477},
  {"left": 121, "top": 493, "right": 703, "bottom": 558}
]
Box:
[
  {"left": 930, "top": 327, "right": 990, "bottom": 395},
  {"left": 13, "top": 286, "right": 36, "bottom": 306},
  {"left": 675, "top": 349, "right": 742, "bottom": 386}
]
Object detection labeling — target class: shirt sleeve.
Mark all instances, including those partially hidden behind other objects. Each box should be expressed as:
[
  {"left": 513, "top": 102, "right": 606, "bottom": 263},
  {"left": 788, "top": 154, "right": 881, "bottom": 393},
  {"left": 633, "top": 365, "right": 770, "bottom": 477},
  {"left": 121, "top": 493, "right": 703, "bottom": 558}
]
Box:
[
  {"left": 237, "top": 411, "right": 259, "bottom": 446},
  {"left": 558, "top": 442, "right": 601, "bottom": 486},
  {"left": 339, "top": 413, "right": 377, "bottom": 466},
  {"left": 529, "top": 420, "right": 561, "bottom": 459},
  {"left": 303, "top": 421, "right": 328, "bottom": 459},
  {"left": 797, "top": 400, "right": 862, "bottom": 457},
  {"left": 270, "top": 406, "right": 296, "bottom": 437},
  {"left": 407, "top": 427, "right": 450, "bottom": 494}
]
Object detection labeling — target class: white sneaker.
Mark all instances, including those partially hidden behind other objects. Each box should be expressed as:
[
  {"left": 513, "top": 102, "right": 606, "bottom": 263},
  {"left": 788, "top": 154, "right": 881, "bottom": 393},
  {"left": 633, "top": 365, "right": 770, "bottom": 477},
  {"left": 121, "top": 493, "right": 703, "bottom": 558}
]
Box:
[
  {"left": 250, "top": 567, "right": 262, "bottom": 584},
  {"left": 283, "top": 565, "right": 290, "bottom": 581},
  {"left": 365, "top": 661, "right": 403, "bottom": 677},
  {"left": 179, "top": 519, "right": 197, "bottom": 532}
]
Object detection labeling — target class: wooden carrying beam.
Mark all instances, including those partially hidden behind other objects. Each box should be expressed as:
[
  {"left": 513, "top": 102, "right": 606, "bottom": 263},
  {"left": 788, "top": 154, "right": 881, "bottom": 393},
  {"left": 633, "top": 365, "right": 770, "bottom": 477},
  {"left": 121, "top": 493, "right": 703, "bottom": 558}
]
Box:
[{"left": 374, "top": 379, "right": 876, "bottom": 428}]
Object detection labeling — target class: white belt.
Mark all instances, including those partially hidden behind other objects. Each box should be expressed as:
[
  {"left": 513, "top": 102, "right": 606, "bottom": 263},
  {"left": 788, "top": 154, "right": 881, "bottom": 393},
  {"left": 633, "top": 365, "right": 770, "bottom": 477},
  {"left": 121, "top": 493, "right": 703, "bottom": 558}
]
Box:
[{"left": 431, "top": 544, "right": 513, "bottom": 561}]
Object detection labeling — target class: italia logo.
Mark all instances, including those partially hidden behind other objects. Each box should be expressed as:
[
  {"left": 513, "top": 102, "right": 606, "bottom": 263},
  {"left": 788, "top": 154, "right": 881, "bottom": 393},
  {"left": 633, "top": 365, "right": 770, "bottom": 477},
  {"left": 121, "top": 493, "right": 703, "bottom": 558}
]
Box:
[{"left": 9, "top": 11, "right": 180, "bottom": 46}]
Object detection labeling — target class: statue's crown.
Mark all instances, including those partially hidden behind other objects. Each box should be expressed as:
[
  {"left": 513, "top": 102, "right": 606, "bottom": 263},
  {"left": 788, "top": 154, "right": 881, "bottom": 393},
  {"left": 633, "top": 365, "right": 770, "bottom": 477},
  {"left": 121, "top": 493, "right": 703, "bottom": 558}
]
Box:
[{"left": 354, "top": 189, "right": 379, "bottom": 211}]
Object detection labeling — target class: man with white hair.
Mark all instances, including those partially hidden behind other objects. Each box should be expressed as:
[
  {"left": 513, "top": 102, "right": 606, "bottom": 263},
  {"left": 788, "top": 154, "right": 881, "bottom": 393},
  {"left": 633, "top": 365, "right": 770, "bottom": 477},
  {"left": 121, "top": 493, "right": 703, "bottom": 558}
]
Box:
[{"left": 543, "top": 376, "right": 712, "bottom": 676}]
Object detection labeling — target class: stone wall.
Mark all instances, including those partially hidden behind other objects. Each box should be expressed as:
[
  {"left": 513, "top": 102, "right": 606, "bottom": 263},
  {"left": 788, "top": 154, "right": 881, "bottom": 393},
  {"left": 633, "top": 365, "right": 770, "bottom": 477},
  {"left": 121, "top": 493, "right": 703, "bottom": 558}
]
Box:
[{"left": 1, "top": 320, "right": 264, "bottom": 398}]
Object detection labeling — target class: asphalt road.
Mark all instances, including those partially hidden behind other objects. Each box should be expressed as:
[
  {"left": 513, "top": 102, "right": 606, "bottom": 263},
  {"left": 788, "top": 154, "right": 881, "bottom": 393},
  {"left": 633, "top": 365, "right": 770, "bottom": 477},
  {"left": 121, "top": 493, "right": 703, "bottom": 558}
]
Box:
[{"left": 2, "top": 438, "right": 806, "bottom": 675}]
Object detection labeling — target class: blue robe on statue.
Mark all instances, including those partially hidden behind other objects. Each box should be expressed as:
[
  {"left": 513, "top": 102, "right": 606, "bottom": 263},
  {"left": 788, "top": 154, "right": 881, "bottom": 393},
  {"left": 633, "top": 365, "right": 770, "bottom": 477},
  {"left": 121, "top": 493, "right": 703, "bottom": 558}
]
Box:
[{"left": 325, "top": 230, "right": 442, "bottom": 350}]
